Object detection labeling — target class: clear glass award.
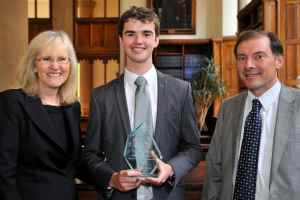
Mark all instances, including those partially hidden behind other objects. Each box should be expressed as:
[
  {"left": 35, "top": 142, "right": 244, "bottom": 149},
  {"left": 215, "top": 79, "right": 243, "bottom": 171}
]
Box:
[{"left": 123, "top": 122, "right": 163, "bottom": 177}]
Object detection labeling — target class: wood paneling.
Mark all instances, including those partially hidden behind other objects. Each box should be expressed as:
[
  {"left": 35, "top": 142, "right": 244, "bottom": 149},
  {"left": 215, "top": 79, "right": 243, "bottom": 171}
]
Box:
[
  {"left": 92, "top": 60, "right": 105, "bottom": 87},
  {"left": 76, "top": 23, "right": 90, "bottom": 47},
  {"left": 79, "top": 60, "right": 93, "bottom": 116},
  {"left": 79, "top": 59, "right": 120, "bottom": 117},
  {"left": 215, "top": 37, "right": 238, "bottom": 98},
  {"left": 74, "top": 0, "right": 120, "bottom": 62},
  {"left": 279, "top": 0, "right": 300, "bottom": 87},
  {"left": 286, "top": 44, "right": 298, "bottom": 81},
  {"left": 106, "top": 59, "right": 119, "bottom": 82},
  {"left": 104, "top": 23, "right": 119, "bottom": 49},
  {"left": 52, "top": 0, "right": 73, "bottom": 39},
  {"left": 74, "top": 0, "right": 120, "bottom": 113},
  {"left": 29, "top": 19, "right": 52, "bottom": 42},
  {"left": 91, "top": 23, "right": 105, "bottom": 47},
  {"left": 76, "top": 0, "right": 120, "bottom": 18},
  {"left": 286, "top": 4, "right": 299, "bottom": 39},
  {"left": 263, "top": 0, "right": 277, "bottom": 33},
  {"left": 75, "top": 19, "right": 119, "bottom": 61},
  {"left": 212, "top": 39, "right": 223, "bottom": 117},
  {"left": 106, "top": 0, "right": 119, "bottom": 17}
]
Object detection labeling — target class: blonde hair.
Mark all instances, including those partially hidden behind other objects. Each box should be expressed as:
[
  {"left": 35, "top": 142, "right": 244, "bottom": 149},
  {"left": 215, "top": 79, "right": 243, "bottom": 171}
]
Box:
[{"left": 18, "top": 30, "right": 78, "bottom": 105}]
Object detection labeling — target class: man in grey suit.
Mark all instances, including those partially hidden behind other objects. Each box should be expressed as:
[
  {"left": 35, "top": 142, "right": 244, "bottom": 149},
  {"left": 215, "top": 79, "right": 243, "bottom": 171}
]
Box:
[
  {"left": 202, "top": 30, "right": 300, "bottom": 200},
  {"left": 81, "top": 6, "right": 202, "bottom": 200}
]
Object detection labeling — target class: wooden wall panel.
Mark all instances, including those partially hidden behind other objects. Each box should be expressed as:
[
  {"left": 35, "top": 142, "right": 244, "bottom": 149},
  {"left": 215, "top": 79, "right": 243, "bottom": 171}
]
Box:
[
  {"left": 79, "top": 58, "right": 120, "bottom": 115},
  {"left": 77, "top": 23, "right": 90, "bottom": 47},
  {"left": 263, "top": 0, "right": 277, "bottom": 32},
  {"left": 104, "top": 23, "right": 119, "bottom": 49},
  {"left": 280, "top": 0, "right": 300, "bottom": 87},
  {"left": 75, "top": 0, "right": 120, "bottom": 117},
  {"left": 79, "top": 60, "right": 93, "bottom": 116},
  {"left": 106, "top": 0, "right": 119, "bottom": 17},
  {"left": 286, "top": 44, "right": 298, "bottom": 79},
  {"left": 222, "top": 37, "right": 238, "bottom": 98},
  {"left": 286, "top": 3, "right": 300, "bottom": 40},
  {"left": 92, "top": 60, "right": 105, "bottom": 87},
  {"left": 75, "top": 21, "right": 119, "bottom": 61},
  {"left": 212, "top": 39, "right": 222, "bottom": 67},
  {"left": 212, "top": 39, "right": 223, "bottom": 117},
  {"left": 285, "top": 43, "right": 300, "bottom": 86},
  {"left": 106, "top": 59, "right": 119, "bottom": 82},
  {"left": 29, "top": 19, "right": 52, "bottom": 42},
  {"left": 285, "top": 44, "right": 297, "bottom": 85},
  {"left": 91, "top": 24, "right": 105, "bottom": 47},
  {"left": 92, "top": 0, "right": 105, "bottom": 17},
  {"left": 211, "top": 37, "right": 237, "bottom": 116}
]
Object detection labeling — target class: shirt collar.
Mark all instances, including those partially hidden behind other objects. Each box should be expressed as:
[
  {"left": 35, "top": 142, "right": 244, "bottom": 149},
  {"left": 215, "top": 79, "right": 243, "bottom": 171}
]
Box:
[
  {"left": 124, "top": 65, "right": 157, "bottom": 87},
  {"left": 247, "top": 80, "right": 281, "bottom": 111}
]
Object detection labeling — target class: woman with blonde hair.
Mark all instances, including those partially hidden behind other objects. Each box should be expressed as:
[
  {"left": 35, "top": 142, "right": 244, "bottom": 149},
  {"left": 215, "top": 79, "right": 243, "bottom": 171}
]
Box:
[{"left": 0, "top": 30, "right": 83, "bottom": 200}]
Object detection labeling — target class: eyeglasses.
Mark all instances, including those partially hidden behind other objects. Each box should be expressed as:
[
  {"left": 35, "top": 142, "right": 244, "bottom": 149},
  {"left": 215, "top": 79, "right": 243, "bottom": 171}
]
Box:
[{"left": 36, "top": 56, "right": 69, "bottom": 65}]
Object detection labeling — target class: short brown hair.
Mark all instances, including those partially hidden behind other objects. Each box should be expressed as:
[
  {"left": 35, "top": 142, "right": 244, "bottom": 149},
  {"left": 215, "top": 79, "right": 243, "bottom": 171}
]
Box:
[
  {"left": 234, "top": 30, "right": 283, "bottom": 57},
  {"left": 118, "top": 6, "right": 160, "bottom": 37}
]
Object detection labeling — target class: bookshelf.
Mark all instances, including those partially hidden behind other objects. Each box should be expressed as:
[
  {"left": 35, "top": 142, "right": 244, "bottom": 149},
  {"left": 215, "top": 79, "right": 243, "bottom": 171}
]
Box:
[
  {"left": 238, "top": 0, "right": 277, "bottom": 33},
  {"left": 153, "top": 39, "right": 223, "bottom": 152},
  {"left": 153, "top": 39, "right": 213, "bottom": 81}
]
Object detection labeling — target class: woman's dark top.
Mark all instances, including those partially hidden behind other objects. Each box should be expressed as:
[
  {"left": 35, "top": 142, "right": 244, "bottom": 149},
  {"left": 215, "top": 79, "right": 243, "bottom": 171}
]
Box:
[
  {"left": 0, "top": 89, "right": 82, "bottom": 200},
  {"left": 44, "top": 105, "right": 72, "bottom": 153}
]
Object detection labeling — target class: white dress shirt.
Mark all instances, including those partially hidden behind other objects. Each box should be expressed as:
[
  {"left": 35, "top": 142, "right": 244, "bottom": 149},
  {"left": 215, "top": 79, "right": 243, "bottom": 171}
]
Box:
[
  {"left": 124, "top": 66, "right": 158, "bottom": 131},
  {"left": 233, "top": 81, "right": 281, "bottom": 200}
]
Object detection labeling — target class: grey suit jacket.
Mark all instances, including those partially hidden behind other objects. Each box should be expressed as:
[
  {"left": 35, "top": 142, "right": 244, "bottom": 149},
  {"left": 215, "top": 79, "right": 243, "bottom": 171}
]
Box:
[
  {"left": 202, "top": 84, "right": 300, "bottom": 200},
  {"left": 81, "top": 71, "right": 202, "bottom": 200}
]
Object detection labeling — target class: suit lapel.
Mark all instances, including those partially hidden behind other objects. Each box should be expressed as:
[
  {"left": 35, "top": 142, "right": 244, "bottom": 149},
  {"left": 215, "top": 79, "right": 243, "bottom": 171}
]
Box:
[
  {"left": 21, "top": 95, "right": 66, "bottom": 154},
  {"left": 154, "top": 71, "right": 167, "bottom": 139},
  {"left": 231, "top": 92, "right": 247, "bottom": 164},
  {"left": 270, "top": 85, "right": 294, "bottom": 183},
  {"left": 230, "top": 92, "right": 247, "bottom": 192},
  {"left": 115, "top": 75, "right": 131, "bottom": 137}
]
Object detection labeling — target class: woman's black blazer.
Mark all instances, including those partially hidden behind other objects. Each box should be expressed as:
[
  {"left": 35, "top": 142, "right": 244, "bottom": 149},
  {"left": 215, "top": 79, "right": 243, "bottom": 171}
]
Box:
[{"left": 0, "top": 89, "right": 82, "bottom": 200}]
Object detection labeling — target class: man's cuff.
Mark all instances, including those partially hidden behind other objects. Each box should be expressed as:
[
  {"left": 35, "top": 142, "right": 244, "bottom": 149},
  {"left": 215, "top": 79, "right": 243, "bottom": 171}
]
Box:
[
  {"left": 167, "top": 173, "right": 176, "bottom": 186},
  {"left": 103, "top": 186, "right": 114, "bottom": 199}
]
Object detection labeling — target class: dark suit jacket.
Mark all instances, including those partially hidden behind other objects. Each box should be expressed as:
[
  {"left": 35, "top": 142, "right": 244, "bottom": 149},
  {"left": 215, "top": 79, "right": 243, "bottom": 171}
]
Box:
[
  {"left": 0, "top": 89, "right": 82, "bottom": 200},
  {"left": 202, "top": 85, "right": 300, "bottom": 200},
  {"left": 82, "top": 71, "right": 202, "bottom": 200}
]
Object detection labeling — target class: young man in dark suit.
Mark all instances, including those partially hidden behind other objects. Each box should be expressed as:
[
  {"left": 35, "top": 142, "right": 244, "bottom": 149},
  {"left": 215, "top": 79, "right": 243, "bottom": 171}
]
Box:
[{"left": 81, "top": 6, "right": 202, "bottom": 200}]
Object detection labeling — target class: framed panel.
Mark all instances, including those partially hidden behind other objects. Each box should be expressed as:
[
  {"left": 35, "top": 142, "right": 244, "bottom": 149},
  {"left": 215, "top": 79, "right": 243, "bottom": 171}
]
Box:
[
  {"left": 76, "top": 23, "right": 91, "bottom": 47},
  {"left": 91, "top": 24, "right": 105, "bottom": 47},
  {"left": 76, "top": 0, "right": 120, "bottom": 18},
  {"left": 147, "top": 0, "right": 196, "bottom": 34},
  {"left": 37, "top": 0, "right": 50, "bottom": 18},
  {"left": 104, "top": 23, "right": 119, "bottom": 48}
]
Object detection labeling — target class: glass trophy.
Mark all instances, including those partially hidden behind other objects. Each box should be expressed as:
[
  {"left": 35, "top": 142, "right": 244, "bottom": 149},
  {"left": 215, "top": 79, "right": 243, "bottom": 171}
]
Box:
[{"left": 123, "top": 122, "right": 163, "bottom": 177}]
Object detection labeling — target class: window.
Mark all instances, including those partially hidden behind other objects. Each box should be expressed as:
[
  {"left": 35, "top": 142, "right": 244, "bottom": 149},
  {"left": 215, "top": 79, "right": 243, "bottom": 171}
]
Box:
[
  {"left": 28, "top": 0, "right": 52, "bottom": 41},
  {"left": 28, "top": 0, "right": 51, "bottom": 19}
]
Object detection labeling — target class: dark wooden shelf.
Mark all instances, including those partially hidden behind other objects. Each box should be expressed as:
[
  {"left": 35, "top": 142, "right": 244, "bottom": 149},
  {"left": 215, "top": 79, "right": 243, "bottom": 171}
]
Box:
[{"left": 238, "top": 0, "right": 277, "bottom": 33}]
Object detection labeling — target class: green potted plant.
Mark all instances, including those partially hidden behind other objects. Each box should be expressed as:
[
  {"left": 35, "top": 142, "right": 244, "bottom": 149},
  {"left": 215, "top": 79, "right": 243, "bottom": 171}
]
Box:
[{"left": 191, "top": 58, "right": 226, "bottom": 130}]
